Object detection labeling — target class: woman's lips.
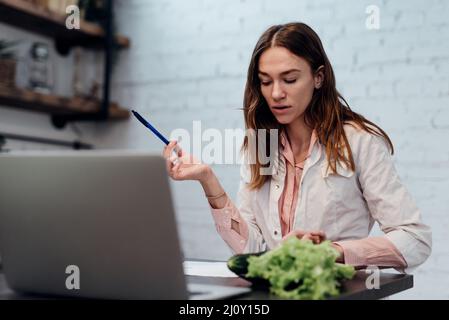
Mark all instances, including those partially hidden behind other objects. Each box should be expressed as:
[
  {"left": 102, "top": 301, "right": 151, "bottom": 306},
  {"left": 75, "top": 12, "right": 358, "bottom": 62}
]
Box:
[{"left": 271, "top": 105, "right": 292, "bottom": 114}]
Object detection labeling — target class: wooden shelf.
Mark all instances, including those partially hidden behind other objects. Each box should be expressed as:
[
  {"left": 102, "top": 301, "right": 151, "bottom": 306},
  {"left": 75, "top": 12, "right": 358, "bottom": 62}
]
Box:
[
  {"left": 0, "top": 85, "right": 130, "bottom": 119},
  {"left": 0, "top": 0, "right": 130, "bottom": 49}
]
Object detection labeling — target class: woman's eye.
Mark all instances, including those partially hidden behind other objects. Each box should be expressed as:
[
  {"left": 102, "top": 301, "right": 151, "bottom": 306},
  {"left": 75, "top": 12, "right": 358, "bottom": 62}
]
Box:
[
  {"left": 260, "top": 81, "right": 271, "bottom": 86},
  {"left": 284, "top": 79, "right": 297, "bottom": 84}
]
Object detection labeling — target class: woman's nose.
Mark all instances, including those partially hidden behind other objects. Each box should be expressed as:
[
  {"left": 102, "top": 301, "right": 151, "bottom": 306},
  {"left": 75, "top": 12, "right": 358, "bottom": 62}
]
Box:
[{"left": 271, "top": 82, "right": 286, "bottom": 100}]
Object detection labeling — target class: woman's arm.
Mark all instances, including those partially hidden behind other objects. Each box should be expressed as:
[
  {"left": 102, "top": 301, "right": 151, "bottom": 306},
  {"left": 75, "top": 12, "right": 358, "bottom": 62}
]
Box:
[
  {"left": 199, "top": 166, "right": 228, "bottom": 209},
  {"left": 163, "top": 141, "right": 265, "bottom": 254},
  {"left": 349, "top": 131, "right": 432, "bottom": 272},
  {"left": 334, "top": 237, "right": 406, "bottom": 268},
  {"left": 204, "top": 162, "right": 267, "bottom": 254}
]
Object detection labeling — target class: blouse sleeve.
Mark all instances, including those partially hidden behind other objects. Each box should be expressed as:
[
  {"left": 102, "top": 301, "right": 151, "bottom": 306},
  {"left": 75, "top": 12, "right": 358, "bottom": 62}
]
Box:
[
  {"left": 352, "top": 131, "right": 432, "bottom": 273},
  {"left": 209, "top": 160, "right": 266, "bottom": 254}
]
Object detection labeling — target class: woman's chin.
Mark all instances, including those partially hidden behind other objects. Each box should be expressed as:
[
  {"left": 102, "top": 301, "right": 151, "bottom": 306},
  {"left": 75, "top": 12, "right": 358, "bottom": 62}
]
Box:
[{"left": 274, "top": 115, "right": 294, "bottom": 125}]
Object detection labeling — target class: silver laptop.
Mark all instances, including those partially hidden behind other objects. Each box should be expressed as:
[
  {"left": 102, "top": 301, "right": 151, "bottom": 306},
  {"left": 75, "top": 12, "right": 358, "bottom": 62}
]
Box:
[{"left": 0, "top": 151, "right": 250, "bottom": 300}]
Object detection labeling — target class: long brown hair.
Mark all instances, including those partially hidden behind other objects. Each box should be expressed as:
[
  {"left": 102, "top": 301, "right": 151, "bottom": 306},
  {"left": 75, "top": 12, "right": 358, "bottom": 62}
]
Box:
[{"left": 242, "top": 22, "right": 393, "bottom": 190}]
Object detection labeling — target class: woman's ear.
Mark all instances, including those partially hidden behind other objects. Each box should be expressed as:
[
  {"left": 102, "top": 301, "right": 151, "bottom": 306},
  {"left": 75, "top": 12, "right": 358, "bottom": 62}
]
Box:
[{"left": 314, "top": 65, "right": 324, "bottom": 89}]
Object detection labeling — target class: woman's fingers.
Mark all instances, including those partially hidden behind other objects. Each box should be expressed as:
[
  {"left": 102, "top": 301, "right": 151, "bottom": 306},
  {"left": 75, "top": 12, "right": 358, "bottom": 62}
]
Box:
[
  {"left": 164, "top": 141, "right": 179, "bottom": 177},
  {"left": 302, "top": 232, "right": 325, "bottom": 244},
  {"left": 281, "top": 229, "right": 327, "bottom": 244},
  {"left": 169, "top": 154, "right": 179, "bottom": 164},
  {"left": 282, "top": 230, "right": 299, "bottom": 241},
  {"left": 311, "top": 230, "right": 326, "bottom": 241},
  {"left": 302, "top": 233, "right": 318, "bottom": 243},
  {"left": 175, "top": 145, "right": 183, "bottom": 157},
  {"left": 163, "top": 143, "right": 206, "bottom": 182},
  {"left": 170, "top": 162, "right": 182, "bottom": 179},
  {"left": 163, "top": 140, "right": 177, "bottom": 159},
  {"left": 292, "top": 229, "right": 306, "bottom": 238},
  {"left": 164, "top": 141, "right": 184, "bottom": 175}
]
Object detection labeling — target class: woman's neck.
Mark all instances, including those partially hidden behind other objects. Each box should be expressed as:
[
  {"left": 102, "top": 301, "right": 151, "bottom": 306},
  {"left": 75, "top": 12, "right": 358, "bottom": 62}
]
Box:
[
  {"left": 285, "top": 117, "right": 313, "bottom": 146},
  {"left": 285, "top": 116, "right": 313, "bottom": 155}
]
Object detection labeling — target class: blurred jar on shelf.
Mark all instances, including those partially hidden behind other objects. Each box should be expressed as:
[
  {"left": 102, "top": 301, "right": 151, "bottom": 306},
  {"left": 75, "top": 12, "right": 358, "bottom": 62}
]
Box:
[{"left": 27, "top": 42, "right": 54, "bottom": 94}]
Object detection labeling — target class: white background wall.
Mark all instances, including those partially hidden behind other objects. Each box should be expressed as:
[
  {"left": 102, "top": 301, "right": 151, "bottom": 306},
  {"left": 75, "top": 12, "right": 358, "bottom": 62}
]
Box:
[{"left": 1, "top": 0, "right": 448, "bottom": 299}]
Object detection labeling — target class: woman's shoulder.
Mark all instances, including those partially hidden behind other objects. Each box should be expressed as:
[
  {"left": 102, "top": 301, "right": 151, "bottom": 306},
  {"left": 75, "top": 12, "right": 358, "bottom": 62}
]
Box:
[
  {"left": 343, "top": 121, "right": 377, "bottom": 137},
  {"left": 343, "top": 121, "right": 388, "bottom": 144},
  {"left": 343, "top": 121, "right": 392, "bottom": 159}
]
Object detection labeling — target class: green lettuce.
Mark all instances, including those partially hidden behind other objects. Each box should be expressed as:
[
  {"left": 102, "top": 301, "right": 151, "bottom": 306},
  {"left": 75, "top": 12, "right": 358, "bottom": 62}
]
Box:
[{"left": 246, "top": 237, "right": 355, "bottom": 300}]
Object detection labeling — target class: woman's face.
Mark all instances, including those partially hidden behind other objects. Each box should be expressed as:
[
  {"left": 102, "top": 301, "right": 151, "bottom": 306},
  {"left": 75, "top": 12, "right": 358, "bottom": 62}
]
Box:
[{"left": 258, "top": 46, "right": 323, "bottom": 125}]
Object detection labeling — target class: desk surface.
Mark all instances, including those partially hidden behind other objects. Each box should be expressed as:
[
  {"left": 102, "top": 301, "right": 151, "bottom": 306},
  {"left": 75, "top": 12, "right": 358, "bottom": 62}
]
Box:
[
  {"left": 187, "top": 270, "right": 413, "bottom": 300},
  {"left": 0, "top": 266, "right": 413, "bottom": 300}
]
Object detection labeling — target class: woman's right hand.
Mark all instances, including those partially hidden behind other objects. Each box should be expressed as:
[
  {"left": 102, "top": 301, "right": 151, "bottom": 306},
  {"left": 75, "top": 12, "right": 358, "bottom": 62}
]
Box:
[
  {"left": 282, "top": 229, "right": 326, "bottom": 244},
  {"left": 163, "top": 140, "right": 211, "bottom": 182}
]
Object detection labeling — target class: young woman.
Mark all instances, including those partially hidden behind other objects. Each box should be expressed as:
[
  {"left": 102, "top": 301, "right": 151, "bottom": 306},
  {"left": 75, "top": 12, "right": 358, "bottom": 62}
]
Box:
[{"left": 163, "top": 22, "right": 431, "bottom": 272}]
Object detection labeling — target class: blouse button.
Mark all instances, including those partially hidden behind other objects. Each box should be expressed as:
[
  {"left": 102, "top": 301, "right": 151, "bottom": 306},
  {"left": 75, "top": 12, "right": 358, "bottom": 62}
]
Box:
[
  {"left": 275, "top": 184, "right": 279, "bottom": 189},
  {"left": 274, "top": 230, "right": 278, "bottom": 236}
]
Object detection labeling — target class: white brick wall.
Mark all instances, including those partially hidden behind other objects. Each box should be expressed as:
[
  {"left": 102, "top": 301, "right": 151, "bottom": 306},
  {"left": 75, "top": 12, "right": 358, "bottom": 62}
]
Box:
[{"left": 1, "top": 0, "right": 448, "bottom": 299}]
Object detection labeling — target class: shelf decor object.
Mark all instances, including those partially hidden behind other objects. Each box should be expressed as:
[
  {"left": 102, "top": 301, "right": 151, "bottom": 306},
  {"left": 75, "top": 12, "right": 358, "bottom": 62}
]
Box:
[
  {"left": 0, "top": 0, "right": 130, "bottom": 128},
  {"left": 0, "top": 39, "right": 18, "bottom": 88}
]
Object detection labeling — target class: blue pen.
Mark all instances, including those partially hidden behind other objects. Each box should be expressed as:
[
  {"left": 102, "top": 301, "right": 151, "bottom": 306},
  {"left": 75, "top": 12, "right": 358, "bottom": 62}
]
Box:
[{"left": 132, "top": 110, "right": 180, "bottom": 163}]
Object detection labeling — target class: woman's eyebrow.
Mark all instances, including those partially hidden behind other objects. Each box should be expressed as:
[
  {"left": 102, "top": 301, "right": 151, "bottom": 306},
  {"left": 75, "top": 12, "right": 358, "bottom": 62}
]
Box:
[{"left": 258, "top": 69, "right": 302, "bottom": 76}]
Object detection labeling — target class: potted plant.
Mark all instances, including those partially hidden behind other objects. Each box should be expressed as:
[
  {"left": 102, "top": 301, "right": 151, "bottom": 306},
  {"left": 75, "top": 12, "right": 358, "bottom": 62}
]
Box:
[{"left": 0, "top": 40, "right": 18, "bottom": 88}]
